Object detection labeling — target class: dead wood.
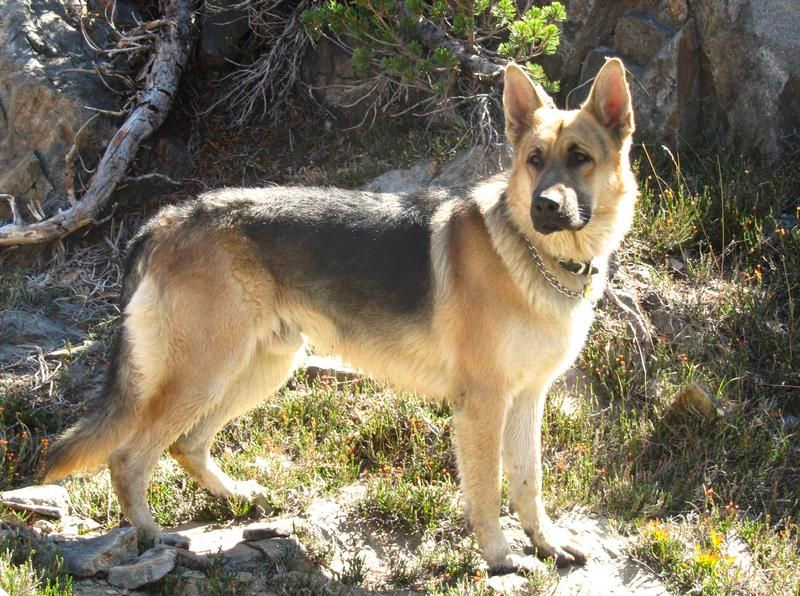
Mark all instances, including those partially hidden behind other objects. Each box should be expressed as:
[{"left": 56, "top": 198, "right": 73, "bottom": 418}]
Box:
[
  {"left": 413, "top": 14, "right": 503, "bottom": 80},
  {"left": 0, "top": 0, "right": 197, "bottom": 247}
]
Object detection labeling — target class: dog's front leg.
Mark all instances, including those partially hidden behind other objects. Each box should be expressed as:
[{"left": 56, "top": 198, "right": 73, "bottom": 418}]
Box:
[
  {"left": 504, "top": 388, "right": 588, "bottom": 567},
  {"left": 453, "top": 391, "right": 541, "bottom": 573}
]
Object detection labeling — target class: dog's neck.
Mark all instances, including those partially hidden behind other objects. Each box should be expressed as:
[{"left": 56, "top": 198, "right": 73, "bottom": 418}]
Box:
[{"left": 482, "top": 192, "right": 607, "bottom": 304}]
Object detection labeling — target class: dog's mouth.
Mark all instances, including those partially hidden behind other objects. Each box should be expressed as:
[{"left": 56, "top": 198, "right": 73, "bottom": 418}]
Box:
[{"left": 531, "top": 207, "right": 591, "bottom": 235}]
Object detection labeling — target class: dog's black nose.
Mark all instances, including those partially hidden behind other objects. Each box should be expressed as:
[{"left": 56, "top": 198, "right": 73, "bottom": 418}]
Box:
[{"left": 533, "top": 193, "right": 561, "bottom": 213}]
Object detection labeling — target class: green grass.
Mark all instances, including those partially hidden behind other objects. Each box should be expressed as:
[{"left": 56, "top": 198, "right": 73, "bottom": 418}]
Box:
[
  {"left": 1, "top": 141, "right": 799, "bottom": 592},
  {"left": 630, "top": 510, "right": 799, "bottom": 594},
  {"left": 0, "top": 529, "right": 73, "bottom": 596}
]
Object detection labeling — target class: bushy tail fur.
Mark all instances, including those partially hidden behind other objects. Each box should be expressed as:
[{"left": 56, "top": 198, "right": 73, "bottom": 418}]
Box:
[
  {"left": 44, "top": 230, "right": 153, "bottom": 481},
  {"left": 43, "top": 332, "right": 139, "bottom": 480}
]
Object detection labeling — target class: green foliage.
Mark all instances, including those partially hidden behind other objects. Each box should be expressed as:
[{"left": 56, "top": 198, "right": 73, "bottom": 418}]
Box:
[
  {"left": 300, "top": 0, "right": 566, "bottom": 121},
  {"left": 497, "top": 3, "right": 566, "bottom": 61}
]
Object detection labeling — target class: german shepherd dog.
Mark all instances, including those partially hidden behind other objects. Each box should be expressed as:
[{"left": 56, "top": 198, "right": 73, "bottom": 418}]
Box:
[{"left": 45, "top": 59, "right": 637, "bottom": 571}]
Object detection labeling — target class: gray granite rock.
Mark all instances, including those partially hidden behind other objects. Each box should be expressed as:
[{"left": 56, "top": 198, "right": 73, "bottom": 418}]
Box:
[
  {"left": 0, "top": 484, "right": 70, "bottom": 518},
  {"left": 58, "top": 527, "right": 138, "bottom": 577},
  {"left": 106, "top": 545, "right": 177, "bottom": 590}
]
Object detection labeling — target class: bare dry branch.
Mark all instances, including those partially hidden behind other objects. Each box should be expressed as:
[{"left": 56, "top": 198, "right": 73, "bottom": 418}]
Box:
[
  {"left": 0, "top": 0, "right": 197, "bottom": 247},
  {"left": 413, "top": 14, "right": 504, "bottom": 80}
]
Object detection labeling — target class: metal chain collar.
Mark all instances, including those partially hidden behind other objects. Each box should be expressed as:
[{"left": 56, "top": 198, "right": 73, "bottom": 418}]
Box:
[{"left": 523, "top": 238, "right": 594, "bottom": 300}]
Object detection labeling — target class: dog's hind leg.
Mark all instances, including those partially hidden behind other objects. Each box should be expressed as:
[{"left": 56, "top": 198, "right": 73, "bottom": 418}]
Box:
[
  {"left": 107, "top": 377, "right": 214, "bottom": 544},
  {"left": 169, "top": 338, "right": 303, "bottom": 504},
  {"left": 107, "top": 264, "right": 280, "bottom": 544},
  {"left": 503, "top": 387, "right": 588, "bottom": 567}
]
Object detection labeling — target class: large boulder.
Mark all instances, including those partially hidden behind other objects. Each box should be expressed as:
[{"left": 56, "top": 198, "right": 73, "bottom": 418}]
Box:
[
  {"left": 559, "top": 2, "right": 699, "bottom": 146},
  {"left": 691, "top": 0, "right": 800, "bottom": 155},
  {"left": 0, "top": 0, "right": 116, "bottom": 219},
  {"left": 550, "top": 0, "right": 799, "bottom": 155}
]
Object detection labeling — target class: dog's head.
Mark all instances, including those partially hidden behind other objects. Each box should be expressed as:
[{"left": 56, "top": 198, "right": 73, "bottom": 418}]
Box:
[{"left": 502, "top": 59, "right": 638, "bottom": 260}]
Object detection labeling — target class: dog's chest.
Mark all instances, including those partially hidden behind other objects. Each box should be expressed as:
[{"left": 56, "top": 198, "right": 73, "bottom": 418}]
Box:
[{"left": 501, "top": 299, "right": 595, "bottom": 389}]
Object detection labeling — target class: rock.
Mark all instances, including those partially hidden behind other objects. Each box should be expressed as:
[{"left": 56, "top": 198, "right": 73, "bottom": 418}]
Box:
[
  {"left": 546, "top": 0, "right": 798, "bottom": 155},
  {"left": 0, "top": 0, "right": 117, "bottom": 219},
  {"left": 0, "top": 484, "right": 70, "bottom": 518},
  {"left": 301, "top": 355, "right": 363, "bottom": 385},
  {"left": 576, "top": 20, "right": 698, "bottom": 145},
  {"left": 106, "top": 545, "right": 177, "bottom": 589},
  {"left": 32, "top": 519, "right": 57, "bottom": 534},
  {"left": 486, "top": 572, "right": 530, "bottom": 594},
  {"left": 430, "top": 144, "right": 510, "bottom": 188},
  {"left": 269, "top": 571, "right": 369, "bottom": 595},
  {"left": 668, "top": 257, "right": 685, "bottom": 273},
  {"left": 673, "top": 383, "right": 724, "bottom": 420},
  {"left": 242, "top": 518, "right": 297, "bottom": 541},
  {"left": 552, "top": 511, "right": 668, "bottom": 595},
  {"left": 692, "top": 0, "right": 800, "bottom": 155},
  {"left": 58, "top": 515, "right": 102, "bottom": 538},
  {"left": 632, "top": 20, "right": 699, "bottom": 144},
  {"left": 248, "top": 536, "right": 315, "bottom": 573},
  {"left": 221, "top": 541, "right": 262, "bottom": 571},
  {"left": 650, "top": 309, "right": 688, "bottom": 340},
  {"left": 363, "top": 144, "right": 510, "bottom": 198},
  {"left": 58, "top": 527, "right": 138, "bottom": 577},
  {"left": 301, "top": 38, "right": 370, "bottom": 126},
  {"left": 362, "top": 161, "right": 438, "bottom": 194},
  {"left": 721, "top": 531, "right": 767, "bottom": 589},
  {"left": 0, "top": 0, "right": 191, "bottom": 229},
  {"left": 614, "top": 12, "right": 675, "bottom": 66},
  {"left": 71, "top": 578, "right": 126, "bottom": 596},
  {"left": 0, "top": 311, "right": 83, "bottom": 360}
]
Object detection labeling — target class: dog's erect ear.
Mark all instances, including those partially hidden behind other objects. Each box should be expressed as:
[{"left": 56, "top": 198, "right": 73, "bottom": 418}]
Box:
[
  {"left": 583, "top": 58, "right": 634, "bottom": 139},
  {"left": 503, "top": 63, "right": 554, "bottom": 145}
]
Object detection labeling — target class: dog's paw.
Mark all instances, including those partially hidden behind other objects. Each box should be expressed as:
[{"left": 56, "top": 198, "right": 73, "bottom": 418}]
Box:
[
  {"left": 230, "top": 479, "right": 270, "bottom": 513},
  {"left": 529, "top": 528, "right": 589, "bottom": 568},
  {"left": 488, "top": 552, "right": 548, "bottom": 575}
]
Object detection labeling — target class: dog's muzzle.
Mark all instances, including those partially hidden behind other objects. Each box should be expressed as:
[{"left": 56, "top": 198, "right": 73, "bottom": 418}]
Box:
[{"left": 531, "top": 186, "right": 590, "bottom": 234}]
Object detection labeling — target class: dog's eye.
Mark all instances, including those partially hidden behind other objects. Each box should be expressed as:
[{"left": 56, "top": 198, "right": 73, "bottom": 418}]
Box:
[
  {"left": 528, "top": 152, "right": 544, "bottom": 169},
  {"left": 569, "top": 150, "right": 592, "bottom": 167}
]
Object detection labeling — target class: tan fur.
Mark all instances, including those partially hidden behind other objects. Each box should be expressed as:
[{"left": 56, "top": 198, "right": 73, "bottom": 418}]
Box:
[{"left": 46, "top": 59, "right": 638, "bottom": 571}]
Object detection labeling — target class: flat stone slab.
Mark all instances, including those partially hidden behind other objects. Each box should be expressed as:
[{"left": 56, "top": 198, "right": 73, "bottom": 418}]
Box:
[
  {"left": 248, "top": 536, "right": 315, "bottom": 573},
  {"left": 242, "top": 518, "right": 301, "bottom": 541},
  {"left": 0, "top": 484, "right": 70, "bottom": 518},
  {"left": 107, "top": 545, "right": 177, "bottom": 589},
  {"left": 58, "top": 527, "right": 138, "bottom": 577}
]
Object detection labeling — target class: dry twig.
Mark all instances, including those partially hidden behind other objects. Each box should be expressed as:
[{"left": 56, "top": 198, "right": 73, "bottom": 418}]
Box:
[{"left": 205, "top": 0, "right": 314, "bottom": 126}]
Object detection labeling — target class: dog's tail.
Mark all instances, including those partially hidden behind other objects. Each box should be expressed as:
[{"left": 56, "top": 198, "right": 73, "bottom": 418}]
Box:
[{"left": 44, "top": 230, "right": 153, "bottom": 481}]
